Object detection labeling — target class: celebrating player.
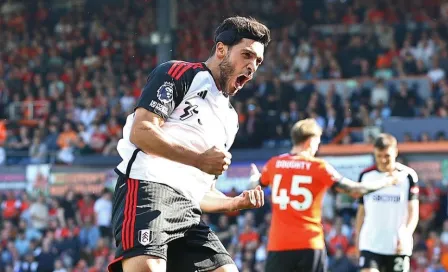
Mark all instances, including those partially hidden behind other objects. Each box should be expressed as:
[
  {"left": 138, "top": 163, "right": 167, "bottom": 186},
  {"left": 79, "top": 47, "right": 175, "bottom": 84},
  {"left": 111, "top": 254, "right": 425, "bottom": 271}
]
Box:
[
  {"left": 107, "top": 16, "right": 270, "bottom": 272},
  {"left": 250, "top": 118, "right": 400, "bottom": 272},
  {"left": 355, "top": 134, "right": 419, "bottom": 272}
]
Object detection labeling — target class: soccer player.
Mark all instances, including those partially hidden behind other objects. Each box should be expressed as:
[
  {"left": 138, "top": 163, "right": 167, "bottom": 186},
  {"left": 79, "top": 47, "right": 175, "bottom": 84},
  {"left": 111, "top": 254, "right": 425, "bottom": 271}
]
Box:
[
  {"left": 355, "top": 134, "right": 419, "bottom": 272},
  {"left": 250, "top": 119, "right": 400, "bottom": 272},
  {"left": 107, "top": 17, "right": 270, "bottom": 272}
]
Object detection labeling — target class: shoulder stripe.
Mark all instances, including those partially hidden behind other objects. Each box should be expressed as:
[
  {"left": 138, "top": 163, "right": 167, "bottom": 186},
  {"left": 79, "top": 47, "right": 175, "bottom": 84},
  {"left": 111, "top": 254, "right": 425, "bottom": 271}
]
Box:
[
  {"left": 170, "top": 63, "right": 185, "bottom": 79},
  {"left": 358, "top": 165, "right": 376, "bottom": 183},
  {"left": 167, "top": 62, "right": 204, "bottom": 80},
  {"left": 174, "top": 63, "right": 203, "bottom": 80},
  {"left": 167, "top": 62, "right": 180, "bottom": 77},
  {"left": 174, "top": 63, "right": 194, "bottom": 80},
  {"left": 361, "top": 165, "right": 377, "bottom": 174}
]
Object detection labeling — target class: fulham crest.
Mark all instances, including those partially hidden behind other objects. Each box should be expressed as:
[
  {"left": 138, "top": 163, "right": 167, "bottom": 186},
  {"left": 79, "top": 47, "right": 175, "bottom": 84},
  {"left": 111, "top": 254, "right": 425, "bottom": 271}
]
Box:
[{"left": 138, "top": 229, "right": 153, "bottom": 246}]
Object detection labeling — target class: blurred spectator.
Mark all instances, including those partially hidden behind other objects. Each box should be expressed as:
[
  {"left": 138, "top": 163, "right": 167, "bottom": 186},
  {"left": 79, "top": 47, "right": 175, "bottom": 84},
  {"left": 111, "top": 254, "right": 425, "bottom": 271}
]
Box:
[
  {"left": 29, "top": 195, "right": 49, "bottom": 234},
  {"left": 29, "top": 135, "right": 47, "bottom": 164},
  {"left": 56, "top": 122, "right": 78, "bottom": 164},
  {"left": 93, "top": 189, "right": 112, "bottom": 238},
  {"left": 14, "top": 231, "right": 28, "bottom": 257},
  {"left": 2, "top": 192, "right": 21, "bottom": 223},
  {"left": 37, "top": 239, "right": 58, "bottom": 272},
  {"left": 79, "top": 215, "right": 100, "bottom": 252},
  {"left": 329, "top": 245, "right": 357, "bottom": 272}
]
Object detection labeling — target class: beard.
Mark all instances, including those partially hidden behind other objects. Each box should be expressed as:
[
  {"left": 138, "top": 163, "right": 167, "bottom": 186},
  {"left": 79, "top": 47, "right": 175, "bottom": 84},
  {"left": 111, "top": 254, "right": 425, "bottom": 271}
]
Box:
[{"left": 218, "top": 53, "right": 235, "bottom": 96}]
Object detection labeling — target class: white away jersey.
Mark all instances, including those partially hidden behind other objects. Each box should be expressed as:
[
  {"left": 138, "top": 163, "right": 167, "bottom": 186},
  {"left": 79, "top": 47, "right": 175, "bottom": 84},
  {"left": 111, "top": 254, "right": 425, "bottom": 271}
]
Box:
[
  {"left": 358, "top": 163, "right": 419, "bottom": 256},
  {"left": 116, "top": 61, "right": 239, "bottom": 203}
]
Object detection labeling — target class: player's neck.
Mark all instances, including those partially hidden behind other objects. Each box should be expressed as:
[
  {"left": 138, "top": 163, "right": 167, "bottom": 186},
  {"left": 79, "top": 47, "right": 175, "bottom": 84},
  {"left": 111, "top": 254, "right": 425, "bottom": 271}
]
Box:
[
  {"left": 377, "top": 162, "right": 397, "bottom": 173},
  {"left": 290, "top": 146, "right": 313, "bottom": 157},
  {"left": 204, "top": 58, "right": 222, "bottom": 90}
]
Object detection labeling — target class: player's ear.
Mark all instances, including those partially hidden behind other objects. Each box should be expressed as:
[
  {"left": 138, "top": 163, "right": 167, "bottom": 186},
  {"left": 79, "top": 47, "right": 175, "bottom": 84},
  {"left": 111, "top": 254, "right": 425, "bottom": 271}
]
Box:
[
  {"left": 215, "top": 42, "right": 228, "bottom": 60},
  {"left": 304, "top": 137, "right": 312, "bottom": 148}
]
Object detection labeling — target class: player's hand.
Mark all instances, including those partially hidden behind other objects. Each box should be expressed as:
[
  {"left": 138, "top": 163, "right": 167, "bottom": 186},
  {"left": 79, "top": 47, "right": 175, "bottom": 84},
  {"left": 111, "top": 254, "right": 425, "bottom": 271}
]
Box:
[
  {"left": 197, "top": 146, "right": 231, "bottom": 175},
  {"left": 248, "top": 163, "right": 261, "bottom": 188},
  {"left": 396, "top": 238, "right": 403, "bottom": 254},
  {"left": 385, "top": 172, "right": 403, "bottom": 187},
  {"left": 232, "top": 185, "right": 264, "bottom": 210},
  {"left": 396, "top": 226, "right": 409, "bottom": 254}
]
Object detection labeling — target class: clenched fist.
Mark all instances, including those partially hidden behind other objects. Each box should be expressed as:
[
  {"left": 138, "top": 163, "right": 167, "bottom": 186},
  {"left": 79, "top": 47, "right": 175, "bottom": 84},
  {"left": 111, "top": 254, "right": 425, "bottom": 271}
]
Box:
[
  {"left": 232, "top": 186, "right": 265, "bottom": 210},
  {"left": 196, "top": 146, "right": 232, "bottom": 175}
]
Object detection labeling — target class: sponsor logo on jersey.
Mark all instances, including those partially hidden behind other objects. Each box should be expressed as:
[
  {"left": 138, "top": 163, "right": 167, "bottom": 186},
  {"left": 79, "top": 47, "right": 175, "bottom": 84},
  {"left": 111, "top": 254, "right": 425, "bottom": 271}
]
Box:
[
  {"left": 150, "top": 100, "right": 169, "bottom": 116},
  {"left": 371, "top": 194, "right": 401, "bottom": 202},
  {"left": 180, "top": 101, "right": 199, "bottom": 120},
  {"left": 157, "top": 81, "right": 174, "bottom": 103}
]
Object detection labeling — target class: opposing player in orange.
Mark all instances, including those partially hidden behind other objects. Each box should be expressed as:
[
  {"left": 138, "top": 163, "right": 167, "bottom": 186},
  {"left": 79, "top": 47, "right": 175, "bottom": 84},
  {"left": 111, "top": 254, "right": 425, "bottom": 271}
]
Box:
[{"left": 250, "top": 119, "right": 400, "bottom": 272}]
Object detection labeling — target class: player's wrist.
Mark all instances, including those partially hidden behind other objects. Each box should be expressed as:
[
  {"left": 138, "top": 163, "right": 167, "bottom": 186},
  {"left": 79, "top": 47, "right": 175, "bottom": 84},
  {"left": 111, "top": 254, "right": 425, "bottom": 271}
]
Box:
[
  {"left": 190, "top": 151, "right": 203, "bottom": 170},
  {"left": 229, "top": 197, "right": 240, "bottom": 212}
]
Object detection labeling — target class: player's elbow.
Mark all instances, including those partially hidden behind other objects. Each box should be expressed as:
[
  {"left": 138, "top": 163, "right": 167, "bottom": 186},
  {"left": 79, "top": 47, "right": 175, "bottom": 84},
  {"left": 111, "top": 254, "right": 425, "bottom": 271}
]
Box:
[
  {"left": 130, "top": 108, "right": 164, "bottom": 149},
  {"left": 349, "top": 191, "right": 363, "bottom": 199},
  {"left": 129, "top": 120, "right": 156, "bottom": 149}
]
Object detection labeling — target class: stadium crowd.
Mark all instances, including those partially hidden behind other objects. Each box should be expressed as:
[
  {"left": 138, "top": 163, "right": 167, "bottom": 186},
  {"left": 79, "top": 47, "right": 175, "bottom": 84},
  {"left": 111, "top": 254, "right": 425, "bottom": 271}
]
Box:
[
  {"left": 0, "top": 0, "right": 448, "bottom": 271},
  {"left": 2, "top": 0, "right": 448, "bottom": 163}
]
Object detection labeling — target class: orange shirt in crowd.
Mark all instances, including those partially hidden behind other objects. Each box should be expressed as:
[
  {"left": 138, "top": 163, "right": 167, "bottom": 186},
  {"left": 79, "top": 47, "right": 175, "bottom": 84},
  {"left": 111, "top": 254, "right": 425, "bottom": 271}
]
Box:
[
  {"left": 239, "top": 229, "right": 260, "bottom": 248},
  {"left": 329, "top": 234, "right": 350, "bottom": 255},
  {"left": 57, "top": 130, "right": 78, "bottom": 149},
  {"left": 2, "top": 200, "right": 20, "bottom": 219},
  {"left": 0, "top": 121, "right": 6, "bottom": 145}
]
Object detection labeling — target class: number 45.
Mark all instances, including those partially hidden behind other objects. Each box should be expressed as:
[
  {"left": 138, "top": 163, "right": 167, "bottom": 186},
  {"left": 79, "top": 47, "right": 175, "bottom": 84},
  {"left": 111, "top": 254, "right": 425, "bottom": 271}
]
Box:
[{"left": 272, "top": 174, "right": 313, "bottom": 211}]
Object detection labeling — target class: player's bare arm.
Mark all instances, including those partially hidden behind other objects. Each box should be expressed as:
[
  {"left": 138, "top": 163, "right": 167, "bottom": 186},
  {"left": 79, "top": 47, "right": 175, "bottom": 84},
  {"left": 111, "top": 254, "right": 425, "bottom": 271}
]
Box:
[
  {"left": 332, "top": 175, "right": 398, "bottom": 198},
  {"left": 403, "top": 169, "right": 420, "bottom": 235},
  {"left": 200, "top": 181, "right": 264, "bottom": 213},
  {"left": 131, "top": 108, "right": 199, "bottom": 167},
  {"left": 406, "top": 199, "right": 419, "bottom": 233},
  {"left": 131, "top": 108, "right": 231, "bottom": 176},
  {"left": 396, "top": 199, "right": 419, "bottom": 254},
  {"left": 354, "top": 204, "right": 365, "bottom": 254}
]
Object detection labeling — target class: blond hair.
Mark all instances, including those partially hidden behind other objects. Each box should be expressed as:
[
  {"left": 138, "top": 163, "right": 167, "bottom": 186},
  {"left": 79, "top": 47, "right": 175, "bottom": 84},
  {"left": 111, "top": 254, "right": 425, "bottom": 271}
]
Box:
[{"left": 290, "top": 118, "right": 322, "bottom": 145}]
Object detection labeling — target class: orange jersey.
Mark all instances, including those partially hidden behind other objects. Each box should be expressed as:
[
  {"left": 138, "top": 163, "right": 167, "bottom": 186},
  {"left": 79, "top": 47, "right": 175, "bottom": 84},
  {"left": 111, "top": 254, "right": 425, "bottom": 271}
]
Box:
[{"left": 260, "top": 153, "right": 342, "bottom": 251}]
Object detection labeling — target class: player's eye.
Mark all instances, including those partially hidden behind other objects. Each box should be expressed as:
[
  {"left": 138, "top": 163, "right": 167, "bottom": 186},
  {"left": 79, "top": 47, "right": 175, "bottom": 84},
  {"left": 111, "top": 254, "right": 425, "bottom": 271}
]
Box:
[{"left": 243, "top": 52, "right": 251, "bottom": 58}]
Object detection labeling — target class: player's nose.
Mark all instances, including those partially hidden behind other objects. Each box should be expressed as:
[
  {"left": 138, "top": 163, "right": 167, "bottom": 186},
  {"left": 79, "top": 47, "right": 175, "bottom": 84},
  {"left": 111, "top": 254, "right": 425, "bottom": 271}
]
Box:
[{"left": 247, "top": 61, "right": 256, "bottom": 75}]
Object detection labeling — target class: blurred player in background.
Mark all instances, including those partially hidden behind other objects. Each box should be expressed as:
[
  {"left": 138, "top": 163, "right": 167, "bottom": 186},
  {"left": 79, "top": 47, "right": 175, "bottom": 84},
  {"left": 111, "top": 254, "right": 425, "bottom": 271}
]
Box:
[
  {"left": 108, "top": 16, "right": 270, "bottom": 272},
  {"left": 355, "top": 134, "right": 419, "bottom": 272},
  {"left": 250, "top": 119, "right": 401, "bottom": 272}
]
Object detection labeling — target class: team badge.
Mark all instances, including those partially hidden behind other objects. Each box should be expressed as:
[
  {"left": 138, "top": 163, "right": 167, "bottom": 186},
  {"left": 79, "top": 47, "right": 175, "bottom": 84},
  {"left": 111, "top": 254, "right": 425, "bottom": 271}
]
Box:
[
  {"left": 138, "top": 229, "right": 153, "bottom": 246},
  {"left": 157, "top": 82, "right": 174, "bottom": 103}
]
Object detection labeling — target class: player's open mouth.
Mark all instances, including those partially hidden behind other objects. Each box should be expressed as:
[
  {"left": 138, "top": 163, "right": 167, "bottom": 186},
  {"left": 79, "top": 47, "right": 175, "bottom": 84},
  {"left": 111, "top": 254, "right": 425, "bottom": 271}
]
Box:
[{"left": 235, "top": 75, "right": 250, "bottom": 90}]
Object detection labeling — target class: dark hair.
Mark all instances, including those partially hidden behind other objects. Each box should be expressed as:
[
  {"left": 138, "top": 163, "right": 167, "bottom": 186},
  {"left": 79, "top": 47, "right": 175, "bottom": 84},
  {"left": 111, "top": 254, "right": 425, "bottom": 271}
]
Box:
[
  {"left": 373, "top": 133, "right": 397, "bottom": 150},
  {"left": 211, "top": 16, "right": 271, "bottom": 55}
]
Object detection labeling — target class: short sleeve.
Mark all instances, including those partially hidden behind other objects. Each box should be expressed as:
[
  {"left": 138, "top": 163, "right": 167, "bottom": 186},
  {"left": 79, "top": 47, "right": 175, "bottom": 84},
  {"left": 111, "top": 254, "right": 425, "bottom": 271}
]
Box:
[
  {"left": 135, "top": 62, "right": 186, "bottom": 120},
  {"left": 407, "top": 169, "right": 419, "bottom": 201},
  {"left": 260, "top": 158, "right": 275, "bottom": 187},
  {"left": 357, "top": 172, "right": 366, "bottom": 204},
  {"left": 319, "top": 161, "right": 343, "bottom": 187}
]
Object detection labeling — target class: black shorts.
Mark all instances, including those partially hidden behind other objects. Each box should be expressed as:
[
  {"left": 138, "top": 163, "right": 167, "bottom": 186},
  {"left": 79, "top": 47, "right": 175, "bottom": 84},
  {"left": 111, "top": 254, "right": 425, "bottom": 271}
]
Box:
[
  {"left": 107, "top": 174, "right": 234, "bottom": 272},
  {"left": 359, "top": 250, "right": 410, "bottom": 272},
  {"left": 265, "top": 248, "right": 327, "bottom": 272}
]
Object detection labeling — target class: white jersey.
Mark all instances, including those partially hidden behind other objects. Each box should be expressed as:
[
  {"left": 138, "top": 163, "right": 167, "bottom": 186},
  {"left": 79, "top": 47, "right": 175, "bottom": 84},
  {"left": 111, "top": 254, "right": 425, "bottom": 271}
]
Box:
[
  {"left": 358, "top": 163, "right": 419, "bottom": 256},
  {"left": 116, "top": 61, "right": 238, "bottom": 203}
]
